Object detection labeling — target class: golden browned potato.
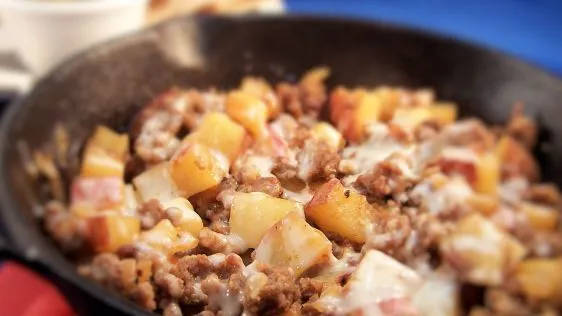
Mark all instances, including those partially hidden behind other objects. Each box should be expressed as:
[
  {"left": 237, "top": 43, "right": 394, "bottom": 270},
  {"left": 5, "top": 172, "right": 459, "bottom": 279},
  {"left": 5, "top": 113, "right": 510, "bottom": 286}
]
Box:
[
  {"left": 330, "top": 89, "right": 383, "bottom": 143},
  {"left": 88, "top": 125, "right": 129, "bottom": 160},
  {"left": 81, "top": 146, "right": 125, "bottom": 178},
  {"left": 305, "top": 179, "right": 372, "bottom": 243},
  {"left": 466, "top": 194, "right": 499, "bottom": 216},
  {"left": 474, "top": 152, "right": 500, "bottom": 195},
  {"left": 516, "top": 258, "right": 562, "bottom": 301},
  {"left": 230, "top": 192, "right": 303, "bottom": 248},
  {"left": 87, "top": 214, "right": 140, "bottom": 253},
  {"left": 520, "top": 202, "right": 559, "bottom": 232},
  {"left": 254, "top": 212, "right": 333, "bottom": 276},
  {"left": 240, "top": 76, "right": 281, "bottom": 119},
  {"left": 184, "top": 112, "right": 246, "bottom": 163},
  {"left": 392, "top": 103, "right": 457, "bottom": 128},
  {"left": 226, "top": 90, "right": 269, "bottom": 137},
  {"left": 169, "top": 143, "right": 228, "bottom": 198}
]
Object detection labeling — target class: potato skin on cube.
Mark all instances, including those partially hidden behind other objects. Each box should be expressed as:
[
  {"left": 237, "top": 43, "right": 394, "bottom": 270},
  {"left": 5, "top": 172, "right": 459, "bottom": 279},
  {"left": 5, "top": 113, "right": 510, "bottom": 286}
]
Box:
[
  {"left": 520, "top": 202, "right": 559, "bottom": 232},
  {"left": 71, "top": 176, "right": 124, "bottom": 211},
  {"left": 87, "top": 214, "right": 140, "bottom": 253},
  {"left": 169, "top": 143, "right": 228, "bottom": 198},
  {"left": 229, "top": 192, "right": 303, "bottom": 248},
  {"left": 305, "top": 178, "right": 372, "bottom": 243}
]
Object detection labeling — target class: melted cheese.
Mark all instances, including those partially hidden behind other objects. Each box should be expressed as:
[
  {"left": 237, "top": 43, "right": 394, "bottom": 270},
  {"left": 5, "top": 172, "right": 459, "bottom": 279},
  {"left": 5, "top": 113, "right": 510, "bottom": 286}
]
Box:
[
  {"left": 342, "top": 124, "right": 413, "bottom": 174},
  {"left": 339, "top": 250, "right": 422, "bottom": 316},
  {"left": 412, "top": 177, "right": 472, "bottom": 215},
  {"left": 412, "top": 271, "right": 459, "bottom": 316},
  {"left": 248, "top": 155, "right": 274, "bottom": 177}
]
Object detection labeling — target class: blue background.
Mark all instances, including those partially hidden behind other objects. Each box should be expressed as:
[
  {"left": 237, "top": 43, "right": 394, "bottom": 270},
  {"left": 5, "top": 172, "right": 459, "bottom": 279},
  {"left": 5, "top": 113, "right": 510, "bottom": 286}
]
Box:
[{"left": 286, "top": 0, "right": 562, "bottom": 76}]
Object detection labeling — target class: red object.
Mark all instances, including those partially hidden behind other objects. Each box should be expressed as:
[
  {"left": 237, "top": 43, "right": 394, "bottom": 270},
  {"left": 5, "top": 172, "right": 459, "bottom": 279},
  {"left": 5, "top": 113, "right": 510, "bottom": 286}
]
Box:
[{"left": 0, "top": 262, "right": 75, "bottom": 316}]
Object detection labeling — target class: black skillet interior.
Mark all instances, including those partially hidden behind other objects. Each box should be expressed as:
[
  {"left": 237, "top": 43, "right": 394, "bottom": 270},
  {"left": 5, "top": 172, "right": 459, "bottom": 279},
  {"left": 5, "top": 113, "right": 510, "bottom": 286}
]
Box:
[{"left": 1, "top": 15, "right": 562, "bottom": 316}]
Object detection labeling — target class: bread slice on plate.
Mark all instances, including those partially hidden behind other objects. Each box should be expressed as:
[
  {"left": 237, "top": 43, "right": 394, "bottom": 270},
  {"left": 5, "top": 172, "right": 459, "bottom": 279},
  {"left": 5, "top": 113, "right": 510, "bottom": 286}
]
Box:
[{"left": 147, "top": 0, "right": 285, "bottom": 25}]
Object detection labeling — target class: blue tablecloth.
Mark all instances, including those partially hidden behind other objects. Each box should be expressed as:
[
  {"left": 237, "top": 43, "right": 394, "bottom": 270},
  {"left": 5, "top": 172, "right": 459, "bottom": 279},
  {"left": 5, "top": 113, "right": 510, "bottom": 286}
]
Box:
[{"left": 287, "top": 0, "right": 562, "bottom": 76}]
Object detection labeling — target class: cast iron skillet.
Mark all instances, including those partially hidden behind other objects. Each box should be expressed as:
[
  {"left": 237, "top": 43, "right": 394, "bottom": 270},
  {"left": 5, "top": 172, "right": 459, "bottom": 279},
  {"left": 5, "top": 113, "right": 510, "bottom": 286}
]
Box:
[{"left": 1, "top": 14, "right": 562, "bottom": 315}]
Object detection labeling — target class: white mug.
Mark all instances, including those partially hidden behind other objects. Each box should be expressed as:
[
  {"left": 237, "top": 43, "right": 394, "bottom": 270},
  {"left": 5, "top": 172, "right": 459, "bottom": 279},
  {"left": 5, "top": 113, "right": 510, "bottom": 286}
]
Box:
[{"left": 0, "top": 0, "right": 148, "bottom": 79}]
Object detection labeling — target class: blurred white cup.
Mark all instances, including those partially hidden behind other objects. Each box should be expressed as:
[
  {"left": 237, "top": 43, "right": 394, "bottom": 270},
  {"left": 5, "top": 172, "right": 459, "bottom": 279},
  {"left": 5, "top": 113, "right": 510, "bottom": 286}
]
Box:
[{"left": 0, "top": 0, "right": 148, "bottom": 78}]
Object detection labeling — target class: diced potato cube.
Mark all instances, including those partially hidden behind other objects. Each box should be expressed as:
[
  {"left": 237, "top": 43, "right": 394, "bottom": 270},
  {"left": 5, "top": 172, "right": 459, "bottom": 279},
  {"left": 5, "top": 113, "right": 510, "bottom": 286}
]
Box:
[
  {"left": 306, "top": 179, "right": 372, "bottom": 243},
  {"left": 87, "top": 214, "right": 140, "bottom": 253},
  {"left": 474, "top": 152, "right": 499, "bottom": 195},
  {"left": 392, "top": 103, "right": 457, "bottom": 128},
  {"left": 133, "top": 162, "right": 180, "bottom": 203},
  {"left": 375, "top": 87, "right": 401, "bottom": 121},
  {"left": 345, "top": 91, "right": 383, "bottom": 143},
  {"left": 466, "top": 194, "right": 499, "bottom": 216},
  {"left": 496, "top": 135, "right": 539, "bottom": 181},
  {"left": 184, "top": 112, "right": 246, "bottom": 162},
  {"left": 139, "top": 219, "right": 178, "bottom": 249},
  {"left": 80, "top": 145, "right": 125, "bottom": 178},
  {"left": 427, "top": 103, "right": 458, "bottom": 125},
  {"left": 516, "top": 258, "right": 562, "bottom": 301},
  {"left": 341, "top": 250, "right": 422, "bottom": 315},
  {"left": 440, "top": 213, "right": 526, "bottom": 286},
  {"left": 311, "top": 122, "right": 345, "bottom": 150},
  {"left": 521, "top": 202, "right": 559, "bottom": 232},
  {"left": 331, "top": 89, "right": 383, "bottom": 143},
  {"left": 230, "top": 192, "right": 304, "bottom": 248},
  {"left": 160, "top": 197, "right": 203, "bottom": 236},
  {"left": 169, "top": 143, "right": 228, "bottom": 198},
  {"left": 88, "top": 125, "right": 129, "bottom": 160},
  {"left": 392, "top": 107, "right": 432, "bottom": 128},
  {"left": 226, "top": 90, "right": 268, "bottom": 137},
  {"left": 71, "top": 177, "right": 124, "bottom": 211},
  {"left": 329, "top": 86, "right": 356, "bottom": 123},
  {"left": 300, "top": 67, "right": 330, "bottom": 86},
  {"left": 240, "top": 77, "right": 281, "bottom": 119},
  {"left": 255, "top": 212, "right": 333, "bottom": 276}
]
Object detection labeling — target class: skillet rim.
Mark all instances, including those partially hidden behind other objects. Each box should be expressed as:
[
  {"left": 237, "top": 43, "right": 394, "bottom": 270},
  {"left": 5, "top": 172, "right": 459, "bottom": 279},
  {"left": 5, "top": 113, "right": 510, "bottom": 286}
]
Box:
[{"left": 0, "top": 13, "right": 561, "bottom": 315}]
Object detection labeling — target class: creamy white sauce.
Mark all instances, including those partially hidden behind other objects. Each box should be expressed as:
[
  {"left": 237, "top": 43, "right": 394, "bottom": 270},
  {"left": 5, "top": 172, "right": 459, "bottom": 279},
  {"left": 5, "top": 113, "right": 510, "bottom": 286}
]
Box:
[
  {"left": 283, "top": 188, "right": 313, "bottom": 204},
  {"left": 412, "top": 271, "right": 458, "bottom": 316},
  {"left": 209, "top": 148, "right": 230, "bottom": 176},
  {"left": 250, "top": 155, "right": 274, "bottom": 177},
  {"left": 338, "top": 250, "right": 422, "bottom": 315},
  {"left": 341, "top": 123, "right": 415, "bottom": 184},
  {"left": 441, "top": 146, "right": 477, "bottom": 162},
  {"left": 412, "top": 177, "right": 472, "bottom": 215},
  {"left": 499, "top": 177, "right": 529, "bottom": 205}
]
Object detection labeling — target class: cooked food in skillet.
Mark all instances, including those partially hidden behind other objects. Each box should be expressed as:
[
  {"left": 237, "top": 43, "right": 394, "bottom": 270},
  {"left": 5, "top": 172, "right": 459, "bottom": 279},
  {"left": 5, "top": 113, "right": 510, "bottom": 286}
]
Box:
[{"left": 36, "top": 67, "right": 562, "bottom": 315}]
